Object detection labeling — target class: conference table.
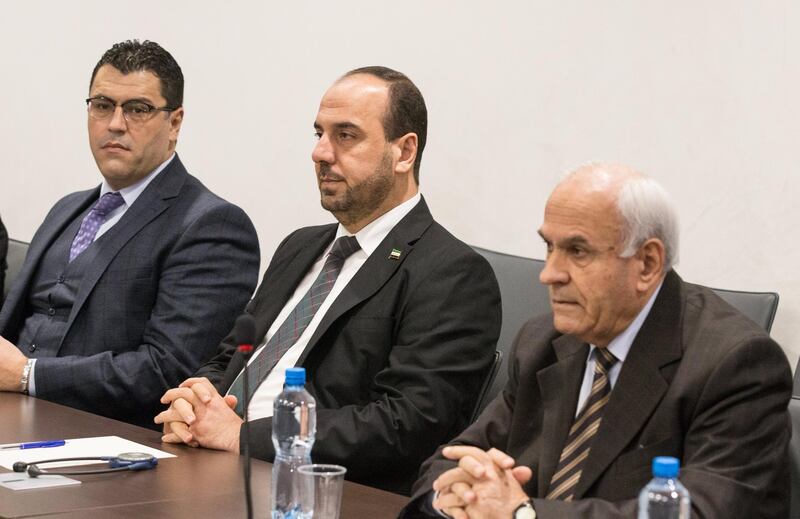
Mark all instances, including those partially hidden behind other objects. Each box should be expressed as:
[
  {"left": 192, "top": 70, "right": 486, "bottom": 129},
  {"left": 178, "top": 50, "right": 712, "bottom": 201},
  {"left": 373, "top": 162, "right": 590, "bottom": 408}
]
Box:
[{"left": 0, "top": 393, "right": 409, "bottom": 518}]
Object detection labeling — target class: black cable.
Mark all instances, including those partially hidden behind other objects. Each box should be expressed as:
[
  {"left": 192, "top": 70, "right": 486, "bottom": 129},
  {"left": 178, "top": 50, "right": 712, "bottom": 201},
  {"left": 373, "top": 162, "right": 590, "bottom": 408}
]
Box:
[
  {"left": 242, "top": 353, "right": 253, "bottom": 519},
  {"left": 232, "top": 313, "right": 256, "bottom": 519}
]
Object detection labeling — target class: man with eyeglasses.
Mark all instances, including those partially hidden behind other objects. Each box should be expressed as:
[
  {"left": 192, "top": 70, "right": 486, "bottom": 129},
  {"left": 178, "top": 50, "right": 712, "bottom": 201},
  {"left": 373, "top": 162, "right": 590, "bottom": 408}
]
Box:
[{"left": 0, "top": 40, "right": 259, "bottom": 429}]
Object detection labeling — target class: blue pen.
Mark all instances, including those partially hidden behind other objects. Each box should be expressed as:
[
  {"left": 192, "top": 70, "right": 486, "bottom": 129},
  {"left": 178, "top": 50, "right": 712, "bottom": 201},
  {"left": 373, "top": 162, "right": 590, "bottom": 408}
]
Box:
[{"left": 1, "top": 440, "right": 66, "bottom": 450}]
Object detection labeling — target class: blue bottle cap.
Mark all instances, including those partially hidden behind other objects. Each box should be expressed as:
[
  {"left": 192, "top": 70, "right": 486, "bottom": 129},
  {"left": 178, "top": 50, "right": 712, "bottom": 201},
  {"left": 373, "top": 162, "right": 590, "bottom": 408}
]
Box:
[
  {"left": 652, "top": 456, "right": 680, "bottom": 478},
  {"left": 285, "top": 367, "right": 306, "bottom": 386}
]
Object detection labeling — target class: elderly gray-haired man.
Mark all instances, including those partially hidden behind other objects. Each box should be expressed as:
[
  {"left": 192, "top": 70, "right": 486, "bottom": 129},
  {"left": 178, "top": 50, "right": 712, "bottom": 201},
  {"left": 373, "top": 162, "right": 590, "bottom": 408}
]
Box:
[{"left": 403, "top": 163, "right": 792, "bottom": 518}]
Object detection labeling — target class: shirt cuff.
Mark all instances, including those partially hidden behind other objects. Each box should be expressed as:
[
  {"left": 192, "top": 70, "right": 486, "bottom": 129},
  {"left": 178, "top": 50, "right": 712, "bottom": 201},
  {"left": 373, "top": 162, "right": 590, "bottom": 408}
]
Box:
[{"left": 431, "top": 491, "right": 452, "bottom": 518}]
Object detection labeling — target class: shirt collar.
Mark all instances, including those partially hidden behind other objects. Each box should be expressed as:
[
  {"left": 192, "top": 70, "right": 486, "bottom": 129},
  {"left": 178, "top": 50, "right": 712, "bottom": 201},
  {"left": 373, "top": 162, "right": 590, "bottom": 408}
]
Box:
[
  {"left": 99, "top": 153, "right": 175, "bottom": 206},
  {"left": 591, "top": 279, "right": 664, "bottom": 363},
  {"left": 333, "top": 192, "right": 422, "bottom": 256}
]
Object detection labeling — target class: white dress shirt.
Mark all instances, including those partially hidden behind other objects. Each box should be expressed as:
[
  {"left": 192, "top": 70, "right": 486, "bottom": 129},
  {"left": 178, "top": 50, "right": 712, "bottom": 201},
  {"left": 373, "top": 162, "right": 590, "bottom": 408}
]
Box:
[
  {"left": 574, "top": 281, "right": 664, "bottom": 416},
  {"left": 28, "top": 154, "right": 174, "bottom": 396},
  {"left": 240, "top": 192, "right": 423, "bottom": 421}
]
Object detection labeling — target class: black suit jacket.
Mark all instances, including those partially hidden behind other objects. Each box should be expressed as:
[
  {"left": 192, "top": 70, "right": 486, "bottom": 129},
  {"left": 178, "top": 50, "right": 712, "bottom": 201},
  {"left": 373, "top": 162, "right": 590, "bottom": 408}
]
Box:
[
  {"left": 407, "top": 271, "right": 792, "bottom": 518},
  {"left": 196, "top": 198, "right": 501, "bottom": 494},
  {"left": 0, "top": 156, "right": 260, "bottom": 428}
]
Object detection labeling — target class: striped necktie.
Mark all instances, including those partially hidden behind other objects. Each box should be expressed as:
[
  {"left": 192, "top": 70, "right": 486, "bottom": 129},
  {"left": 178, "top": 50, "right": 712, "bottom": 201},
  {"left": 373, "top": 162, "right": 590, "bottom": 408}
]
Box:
[
  {"left": 228, "top": 235, "right": 361, "bottom": 416},
  {"left": 546, "top": 347, "right": 618, "bottom": 501}
]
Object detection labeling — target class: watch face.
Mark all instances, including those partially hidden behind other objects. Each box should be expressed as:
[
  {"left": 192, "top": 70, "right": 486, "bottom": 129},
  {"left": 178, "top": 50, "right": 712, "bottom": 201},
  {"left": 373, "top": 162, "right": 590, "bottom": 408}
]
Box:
[{"left": 514, "top": 502, "right": 536, "bottom": 519}]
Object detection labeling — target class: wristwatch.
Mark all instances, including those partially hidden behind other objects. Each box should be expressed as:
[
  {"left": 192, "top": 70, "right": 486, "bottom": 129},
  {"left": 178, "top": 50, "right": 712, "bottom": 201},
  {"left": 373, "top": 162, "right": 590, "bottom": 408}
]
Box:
[
  {"left": 19, "top": 358, "right": 34, "bottom": 394},
  {"left": 513, "top": 499, "right": 536, "bottom": 519}
]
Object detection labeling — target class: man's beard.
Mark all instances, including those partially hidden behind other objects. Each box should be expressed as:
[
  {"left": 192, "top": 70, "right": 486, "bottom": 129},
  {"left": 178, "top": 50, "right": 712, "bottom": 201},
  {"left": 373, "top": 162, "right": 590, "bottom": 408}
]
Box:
[{"left": 319, "top": 151, "right": 394, "bottom": 227}]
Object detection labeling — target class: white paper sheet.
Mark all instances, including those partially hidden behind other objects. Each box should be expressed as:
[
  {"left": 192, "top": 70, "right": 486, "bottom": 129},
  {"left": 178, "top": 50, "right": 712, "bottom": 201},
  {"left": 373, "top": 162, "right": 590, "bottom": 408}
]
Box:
[
  {"left": 0, "top": 436, "right": 175, "bottom": 470},
  {"left": 0, "top": 471, "right": 81, "bottom": 490}
]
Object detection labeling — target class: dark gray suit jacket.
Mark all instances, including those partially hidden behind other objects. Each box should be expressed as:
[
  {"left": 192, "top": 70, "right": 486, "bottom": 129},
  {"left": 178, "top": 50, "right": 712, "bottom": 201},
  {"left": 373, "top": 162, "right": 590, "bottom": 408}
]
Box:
[
  {"left": 0, "top": 156, "right": 260, "bottom": 428},
  {"left": 196, "top": 198, "right": 502, "bottom": 494},
  {"left": 407, "top": 271, "right": 792, "bottom": 518}
]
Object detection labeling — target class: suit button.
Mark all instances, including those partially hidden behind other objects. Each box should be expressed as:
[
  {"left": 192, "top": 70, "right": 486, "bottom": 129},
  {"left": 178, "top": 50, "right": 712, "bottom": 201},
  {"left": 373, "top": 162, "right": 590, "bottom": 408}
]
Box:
[
  {"left": 29, "top": 344, "right": 36, "bottom": 352},
  {"left": 57, "top": 276, "right": 65, "bottom": 284},
  {"left": 48, "top": 308, "right": 56, "bottom": 316}
]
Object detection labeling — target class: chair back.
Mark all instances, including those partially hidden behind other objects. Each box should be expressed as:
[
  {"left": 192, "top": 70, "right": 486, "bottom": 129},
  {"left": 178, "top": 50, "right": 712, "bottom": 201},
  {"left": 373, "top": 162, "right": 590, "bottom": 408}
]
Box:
[
  {"left": 4, "top": 238, "right": 30, "bottom": 300},
  {"left": 708, "top": 287, "right": 778, "bottom": 333},
  {"left": 789, "top": 396, "right": 800, "bottom": 519},
  {"left": 471, "top": 246, "right": 549, "bottom": 418},
  {"left": 470, "top": 351, "right": 502, "bottom": 423}
]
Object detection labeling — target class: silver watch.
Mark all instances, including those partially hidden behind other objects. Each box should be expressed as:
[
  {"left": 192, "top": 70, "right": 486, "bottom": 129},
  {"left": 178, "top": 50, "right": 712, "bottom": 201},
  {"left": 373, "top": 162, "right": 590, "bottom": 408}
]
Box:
[
  {"left": 513, "top": 499, "right": 536, "bottom": 519},
  {"left": 19, "top": 358, "right": 33, "bottom": 394}
]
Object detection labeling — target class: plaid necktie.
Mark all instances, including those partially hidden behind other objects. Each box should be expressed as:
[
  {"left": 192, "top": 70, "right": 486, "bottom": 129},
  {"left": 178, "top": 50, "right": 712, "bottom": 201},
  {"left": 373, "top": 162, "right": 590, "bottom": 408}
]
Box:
[
  {"left": 69, "top": 192, "right": 125, "bottom": 262},
  {"left": 229, "top": 235, "right": 361, "bottom": 416},
  {"left": 546, "top": 347, "right": 618, "bottom": 501}
]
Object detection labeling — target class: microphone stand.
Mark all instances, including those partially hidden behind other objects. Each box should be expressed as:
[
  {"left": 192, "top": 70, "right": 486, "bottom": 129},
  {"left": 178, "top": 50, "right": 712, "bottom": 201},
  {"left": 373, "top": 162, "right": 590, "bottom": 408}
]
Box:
[{"left": 239, "top": 342, "right": 255, "bottom": 519}]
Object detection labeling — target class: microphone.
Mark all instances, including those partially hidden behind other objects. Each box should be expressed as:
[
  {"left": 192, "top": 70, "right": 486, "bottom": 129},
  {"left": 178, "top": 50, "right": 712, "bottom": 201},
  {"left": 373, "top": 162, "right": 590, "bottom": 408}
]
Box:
[
  {"left": 233, "top": 313, "right": 257, "bottom": 519},
  {"left": 235, "top": 313, "right": 256, "bottom": 358}
]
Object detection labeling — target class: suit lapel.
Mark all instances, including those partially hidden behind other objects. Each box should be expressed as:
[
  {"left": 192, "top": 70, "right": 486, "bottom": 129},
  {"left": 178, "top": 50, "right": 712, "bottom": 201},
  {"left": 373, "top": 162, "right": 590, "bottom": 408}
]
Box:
[
  {"left": 296, "top": 198, "right": 434, "bottom": 365},
  {"left": 253, "top": 226, "right": 337, "bottom": 347},
  {"left": 60, "top": 157, "right": 187, "bottom": 347},
  {"left": 12, "top": 190, "right": 97, "bottom": 299},
  {"left": 573, "top": 272, "right": 685, "bottom": 497},
  {"left": 536, "top": 336, "right": 588, "bottom": 497},
  {"left": 218, "top": 226, "right": 336, "bottom": 391},
  {"left": 0, "top": 188, "right": 97, "bottom": 336}
]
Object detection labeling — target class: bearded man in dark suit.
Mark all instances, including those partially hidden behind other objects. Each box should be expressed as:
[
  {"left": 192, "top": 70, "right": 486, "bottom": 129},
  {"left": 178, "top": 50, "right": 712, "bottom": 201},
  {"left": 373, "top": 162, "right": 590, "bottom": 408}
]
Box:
[
  {"left": 406, "top": 163, "right": 791, "bottom": 518},
  {"left": 156, "top": 67, "right": 502, "bottom": 494}
]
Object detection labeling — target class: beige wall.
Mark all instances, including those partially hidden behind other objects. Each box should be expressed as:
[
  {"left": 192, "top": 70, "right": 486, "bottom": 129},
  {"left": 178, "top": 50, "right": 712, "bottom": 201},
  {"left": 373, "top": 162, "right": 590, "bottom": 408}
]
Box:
[{"left": 2, "top": 1, "right": 798, "bottom": 367}]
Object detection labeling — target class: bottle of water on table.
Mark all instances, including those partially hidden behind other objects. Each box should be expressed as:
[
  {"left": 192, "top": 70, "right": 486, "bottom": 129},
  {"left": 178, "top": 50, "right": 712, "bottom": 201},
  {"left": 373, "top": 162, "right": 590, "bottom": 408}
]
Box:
[
  {"left": 271, "top": 367, "right": 316, "bottom": 519},
  {"left": 637, "top": 456, "right": 691, "bottom": 519}
]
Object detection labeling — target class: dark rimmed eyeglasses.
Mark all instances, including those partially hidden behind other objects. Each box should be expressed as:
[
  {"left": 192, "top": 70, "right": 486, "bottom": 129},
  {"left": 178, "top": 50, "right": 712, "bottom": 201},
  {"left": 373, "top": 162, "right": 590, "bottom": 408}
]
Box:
[{"left": 86, "top": 96, "right": 178, "bottom": 123}]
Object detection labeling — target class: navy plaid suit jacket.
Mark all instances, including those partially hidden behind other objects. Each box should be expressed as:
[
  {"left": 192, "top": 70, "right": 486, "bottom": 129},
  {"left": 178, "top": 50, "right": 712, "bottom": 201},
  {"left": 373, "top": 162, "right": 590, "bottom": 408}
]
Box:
[{"left": 0, "top": 155, "right": 260, "bottom": 428}]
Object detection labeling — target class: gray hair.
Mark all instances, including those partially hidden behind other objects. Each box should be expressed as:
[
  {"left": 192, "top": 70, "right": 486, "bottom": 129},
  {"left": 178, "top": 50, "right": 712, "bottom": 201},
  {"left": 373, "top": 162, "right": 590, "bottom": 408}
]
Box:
[{"left": 616, "top": 176, "right": 679, "bottom": 270}]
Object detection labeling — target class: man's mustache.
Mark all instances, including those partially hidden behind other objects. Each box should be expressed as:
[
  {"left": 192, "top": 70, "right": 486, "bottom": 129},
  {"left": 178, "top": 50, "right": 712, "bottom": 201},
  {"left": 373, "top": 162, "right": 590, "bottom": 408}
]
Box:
[{"left": 318, "top": 163, "right": 344, "bottom": 182}]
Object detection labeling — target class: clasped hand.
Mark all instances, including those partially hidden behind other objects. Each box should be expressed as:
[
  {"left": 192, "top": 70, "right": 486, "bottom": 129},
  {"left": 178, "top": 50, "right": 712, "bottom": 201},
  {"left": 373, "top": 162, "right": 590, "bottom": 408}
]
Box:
[
  {"left": 432, "top": 446, "right": 532, "bottom": 519},
  {"left": 154, "top": 377, "right": 243, "bottom": 452},
  {"left": 0, "top": 336, "right": 28, "bottom": 392}
]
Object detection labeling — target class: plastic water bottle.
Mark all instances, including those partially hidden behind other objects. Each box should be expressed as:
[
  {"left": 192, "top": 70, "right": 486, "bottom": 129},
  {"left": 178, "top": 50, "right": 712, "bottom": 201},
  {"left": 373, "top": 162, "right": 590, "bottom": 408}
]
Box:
[
  {"left": 637, "top": 456, "right": 691, "bottom": 519},
  {"left": 271, "top": 368, "right": 316, "bottom": 519}
]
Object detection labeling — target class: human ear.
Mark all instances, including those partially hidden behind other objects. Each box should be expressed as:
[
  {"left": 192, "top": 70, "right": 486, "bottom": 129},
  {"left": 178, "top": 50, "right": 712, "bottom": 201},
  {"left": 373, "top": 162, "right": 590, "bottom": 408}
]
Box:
[
  {"left": 636, "top": 238, "right": 665, "bottom": 291},
  {"left": 169, "top": 107, "right": 185, "bottom": 143},
  {"left": 392, "top": 133, "right": 417, "bottom": 176}
]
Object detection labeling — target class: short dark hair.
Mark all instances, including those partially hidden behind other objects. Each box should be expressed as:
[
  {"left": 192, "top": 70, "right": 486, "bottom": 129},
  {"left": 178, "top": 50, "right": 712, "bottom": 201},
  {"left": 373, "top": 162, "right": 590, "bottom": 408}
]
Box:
[
  {"left": 90, "top": 40, "right": 184, "bottom": 109},
  {"left": 343, "top": 66, "right": 427, "bottom": 183}
]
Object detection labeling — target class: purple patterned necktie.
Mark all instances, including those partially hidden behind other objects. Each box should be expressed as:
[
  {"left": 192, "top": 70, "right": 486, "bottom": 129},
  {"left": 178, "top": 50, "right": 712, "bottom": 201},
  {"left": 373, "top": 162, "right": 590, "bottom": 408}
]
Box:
[
  {"left": 228, "top": 235, "right": 361, "bottom": 416},
  {"left": 69, "top": 192, "right": 125, "bottom": 262}
]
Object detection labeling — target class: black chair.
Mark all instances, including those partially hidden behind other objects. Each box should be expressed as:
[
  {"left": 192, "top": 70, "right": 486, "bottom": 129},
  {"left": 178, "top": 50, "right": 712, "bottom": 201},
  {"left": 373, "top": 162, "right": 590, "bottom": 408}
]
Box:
[
  {"left": 708, "top": 287, "right": 779, "bottom": 334},
  {"left": 789, "top": 394, "right": 800, "bottom": 519},
  {"left": 471, "top": 247, "right": 549, "bottom": 419},
  {"left": 3, "top": 238, "right": 30, "bottom": 300},
  {"left": 470, "top": 350, "right": 502, "bottom": 423}
]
